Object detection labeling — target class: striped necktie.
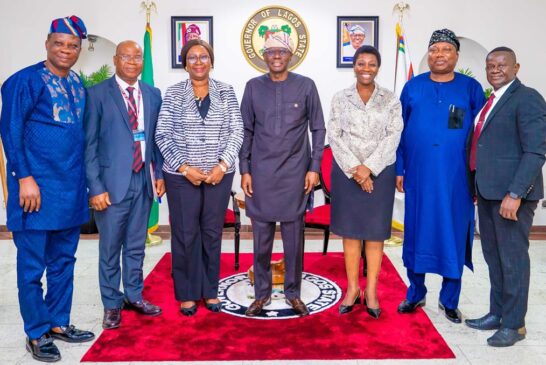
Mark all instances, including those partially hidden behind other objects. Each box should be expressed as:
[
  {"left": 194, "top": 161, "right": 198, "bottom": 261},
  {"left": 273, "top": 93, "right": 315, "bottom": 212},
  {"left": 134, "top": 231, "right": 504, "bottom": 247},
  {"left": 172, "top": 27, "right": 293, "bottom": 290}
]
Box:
[{"left": 126, "top": 86, "right": 143, "bottom": 173}]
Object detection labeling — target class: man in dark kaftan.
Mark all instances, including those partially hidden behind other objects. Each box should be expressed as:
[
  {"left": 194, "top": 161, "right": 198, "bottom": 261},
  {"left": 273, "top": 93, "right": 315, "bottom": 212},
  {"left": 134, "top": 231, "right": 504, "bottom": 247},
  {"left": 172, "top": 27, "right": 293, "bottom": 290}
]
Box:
[{"left": 239, "top": 31, "right": 326, "bottom": 317}]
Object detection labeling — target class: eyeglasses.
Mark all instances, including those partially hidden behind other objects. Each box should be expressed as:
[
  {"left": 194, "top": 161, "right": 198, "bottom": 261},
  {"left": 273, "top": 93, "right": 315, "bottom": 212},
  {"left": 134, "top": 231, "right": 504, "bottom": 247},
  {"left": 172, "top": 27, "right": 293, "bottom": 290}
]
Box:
[
  {"left": 116, "top": 54, "right": 143, "bottom": 63},
  {"left": 264, "top": 49, "right": 291, "bottom": 57},
  {"left": 187, "top": 55, "right": 210, "bottom": 64},
  {"left": 428, "top": 46, "right": 455, "bottom": 55},
  {"left": 486, "top": 64, "right": 510, "bottom": 72}
]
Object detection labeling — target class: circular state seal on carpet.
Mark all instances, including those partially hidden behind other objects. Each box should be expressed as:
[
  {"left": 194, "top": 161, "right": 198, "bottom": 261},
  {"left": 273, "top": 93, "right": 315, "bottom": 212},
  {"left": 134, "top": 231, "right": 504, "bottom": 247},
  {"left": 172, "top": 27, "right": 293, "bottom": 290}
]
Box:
[{"left": 218, "top": 272, "right": 342, "bottom": 319}]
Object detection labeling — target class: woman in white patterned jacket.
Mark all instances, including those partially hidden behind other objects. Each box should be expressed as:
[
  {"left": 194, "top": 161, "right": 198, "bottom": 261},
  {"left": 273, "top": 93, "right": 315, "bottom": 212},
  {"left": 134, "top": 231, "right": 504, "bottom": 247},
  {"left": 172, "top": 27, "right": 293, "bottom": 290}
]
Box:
[
  {"left": 155, "top": 39, "right": 244, "bottom": 316},
  {"left": 328, "top": 45, "right": 403, "bottom": 319}
]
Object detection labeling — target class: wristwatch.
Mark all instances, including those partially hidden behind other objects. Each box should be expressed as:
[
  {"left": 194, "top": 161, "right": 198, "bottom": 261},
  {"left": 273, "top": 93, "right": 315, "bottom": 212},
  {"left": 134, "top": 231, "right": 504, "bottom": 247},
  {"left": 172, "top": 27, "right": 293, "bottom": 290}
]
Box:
[
  {"left": 508, "top": 192, "right": 520, "bottom": 199},
  {"left": 181, "top": 165, "right": 190, "bottom": 176},
  {"left": 218, "top": 161, "right": 228, "bottom": 173}
]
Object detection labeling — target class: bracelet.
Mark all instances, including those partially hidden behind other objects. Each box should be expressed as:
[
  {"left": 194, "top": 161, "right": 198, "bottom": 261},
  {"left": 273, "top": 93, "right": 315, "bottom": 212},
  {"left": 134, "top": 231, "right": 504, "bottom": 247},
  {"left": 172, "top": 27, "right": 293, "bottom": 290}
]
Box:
[{"left": 181, "top": 165, "right": 190, "bottom": 176}]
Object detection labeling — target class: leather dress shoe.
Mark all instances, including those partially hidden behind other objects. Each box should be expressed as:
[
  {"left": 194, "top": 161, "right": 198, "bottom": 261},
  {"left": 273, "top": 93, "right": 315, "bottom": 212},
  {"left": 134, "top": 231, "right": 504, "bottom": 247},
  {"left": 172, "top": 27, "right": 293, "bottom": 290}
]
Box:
[
  {"left": 103, "top": 308, "right": 121, "bottom": 329},
  {"left": 397, "top": 298, "right": 426, "bottom": 313},
  {"left": 245, "top": 297, "right": 271, "bottom": 317},
  {"left": 124, "top": 299, "right": 162, "bottom": 316},
  {"left": 438, "top": 303, "right": 462, "bottom": 324},
  {"left": 465, "top": 313, "right": 501, "bottom": 330},
  {"left": 487, "top": 327, "right": 526, "bottom": 347},
  {"left": 339, "top": 290, "right": 361, "bottom": 315},
  {"left": 285, "top": 298, "right": 310, "bottom": 317},
  {"left": 180, "top": 304, "right": 198, "bottom": 316},
  {"left": 204, "top": 300, "right": 222, "bottom": 312},
  {"left": 49, "top": 325, "right": 95, "bottom": 343},
  {"left": 26, "top": 334, "right": 61, "bottom": 362}
]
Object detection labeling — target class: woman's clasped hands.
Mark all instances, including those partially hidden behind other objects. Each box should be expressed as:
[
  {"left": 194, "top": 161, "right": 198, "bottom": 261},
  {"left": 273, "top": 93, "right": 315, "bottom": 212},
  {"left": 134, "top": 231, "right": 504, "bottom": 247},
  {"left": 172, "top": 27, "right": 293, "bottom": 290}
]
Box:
[{"left": 350, "top": 165, "right": 374, "bottom": 193}]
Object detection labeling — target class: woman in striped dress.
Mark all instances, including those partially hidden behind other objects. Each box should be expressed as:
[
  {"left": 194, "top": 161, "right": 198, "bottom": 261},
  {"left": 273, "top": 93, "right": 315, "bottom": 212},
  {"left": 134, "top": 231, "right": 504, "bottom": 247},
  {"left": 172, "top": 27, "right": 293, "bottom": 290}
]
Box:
[{"left": 155, "top": 39, "right": 244, "bottom": 316}]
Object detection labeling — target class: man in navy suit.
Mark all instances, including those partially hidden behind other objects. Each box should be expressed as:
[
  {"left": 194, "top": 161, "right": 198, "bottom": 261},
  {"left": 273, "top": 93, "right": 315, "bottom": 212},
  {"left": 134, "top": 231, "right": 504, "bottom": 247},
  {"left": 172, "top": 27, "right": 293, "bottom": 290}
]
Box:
[
  {"left": 84, "top": 40, "right": 165, "bottom": 329},
  {"left": 465, "top": 47, "right": 546, "bottom": 347}
]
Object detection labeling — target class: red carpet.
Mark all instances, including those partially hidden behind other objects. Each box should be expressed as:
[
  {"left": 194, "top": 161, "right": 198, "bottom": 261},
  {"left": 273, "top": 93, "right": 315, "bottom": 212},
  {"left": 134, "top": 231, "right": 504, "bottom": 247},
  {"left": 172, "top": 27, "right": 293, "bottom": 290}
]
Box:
[{"left": 82, "top": 253, "right": 455, "bottom": 362}]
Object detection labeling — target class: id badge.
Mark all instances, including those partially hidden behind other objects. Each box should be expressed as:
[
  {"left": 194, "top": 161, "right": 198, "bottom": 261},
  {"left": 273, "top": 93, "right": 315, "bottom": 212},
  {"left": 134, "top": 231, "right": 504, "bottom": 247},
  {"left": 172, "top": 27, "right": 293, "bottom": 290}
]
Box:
[{"left": 133, "top": 129, "right": 145, "bottom": 142}]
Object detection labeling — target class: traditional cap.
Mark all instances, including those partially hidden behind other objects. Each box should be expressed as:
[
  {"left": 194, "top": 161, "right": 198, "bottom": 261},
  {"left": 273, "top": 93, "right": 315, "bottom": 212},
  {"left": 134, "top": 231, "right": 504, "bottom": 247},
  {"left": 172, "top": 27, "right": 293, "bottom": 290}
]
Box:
[
  {"left": 429, "top": 28, "right": 459, "bottom": 51},
  {"left": 49, "top": 15, "right": 87, "bottom": 39},
  {"left": 263, "top": 31, "right": 294, "bottom": 53},
  {"left": 185, "top": 24, "right": 201, "bottom": 42},
  {"left": 349, "top": 25, "right": 366, "bottom": 35}
]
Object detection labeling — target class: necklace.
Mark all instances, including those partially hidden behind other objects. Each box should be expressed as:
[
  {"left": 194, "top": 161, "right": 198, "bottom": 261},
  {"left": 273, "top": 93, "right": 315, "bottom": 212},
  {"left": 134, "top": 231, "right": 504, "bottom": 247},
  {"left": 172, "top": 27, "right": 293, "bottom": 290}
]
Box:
[
  {"left": 195, "top": 95, "right": 203, "bottom": 108},
  {"left": 194, "top": 94, "right": 209, "bottom": 108},
  {"left": 192, "top": 81, "right": 209, "bottom": 108}
]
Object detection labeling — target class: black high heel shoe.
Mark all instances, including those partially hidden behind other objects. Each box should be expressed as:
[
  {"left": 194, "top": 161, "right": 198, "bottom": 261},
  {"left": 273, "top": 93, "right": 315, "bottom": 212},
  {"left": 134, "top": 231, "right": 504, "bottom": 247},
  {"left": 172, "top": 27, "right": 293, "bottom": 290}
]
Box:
[
  {"left": 180, "top": 302, "right": 198, "bottom": 316},
  {"left": 338, "top": 290, "right": 361, "bottom": 314},
  {"left": 364, "top": 292, "right": 382, "bottom": 319},
  {"left": 204, "top": 299, "right": 222, "bottom": 312}
]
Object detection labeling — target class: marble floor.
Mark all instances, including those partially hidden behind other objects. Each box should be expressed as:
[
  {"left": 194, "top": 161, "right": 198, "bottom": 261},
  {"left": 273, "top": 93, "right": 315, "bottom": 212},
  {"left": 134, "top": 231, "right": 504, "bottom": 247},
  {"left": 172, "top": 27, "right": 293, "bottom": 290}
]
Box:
[{"left": 1, "top": 237, "right": 545, "bottom": 365}]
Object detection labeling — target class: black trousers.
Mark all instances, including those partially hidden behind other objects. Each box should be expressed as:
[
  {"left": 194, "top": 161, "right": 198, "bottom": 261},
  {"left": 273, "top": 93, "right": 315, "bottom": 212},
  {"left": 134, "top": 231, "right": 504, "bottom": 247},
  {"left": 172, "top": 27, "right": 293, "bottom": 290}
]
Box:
[
  {"left": 251, "top": 218, "right": 304, "bottom": 300},
  {"left": 165, "top": 172, "right": 233, "bottom": 301},
  {"left": 477, "top": 193, "right": 538, "bottom": 329}
]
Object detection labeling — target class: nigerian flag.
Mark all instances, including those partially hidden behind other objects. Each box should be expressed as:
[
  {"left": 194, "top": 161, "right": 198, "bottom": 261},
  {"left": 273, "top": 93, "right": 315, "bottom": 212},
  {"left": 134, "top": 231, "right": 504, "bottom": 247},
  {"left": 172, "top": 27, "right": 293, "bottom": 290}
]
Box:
[{"left": 142, "top": 22, "right": 159, "bottom": 233}]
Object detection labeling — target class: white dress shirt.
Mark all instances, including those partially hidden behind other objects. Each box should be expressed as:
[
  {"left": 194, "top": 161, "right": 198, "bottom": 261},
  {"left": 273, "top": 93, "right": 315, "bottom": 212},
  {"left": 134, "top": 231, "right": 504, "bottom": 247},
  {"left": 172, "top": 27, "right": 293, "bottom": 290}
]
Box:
[{"left": 474, "top": 79, "right": 515, "bottom": 129}]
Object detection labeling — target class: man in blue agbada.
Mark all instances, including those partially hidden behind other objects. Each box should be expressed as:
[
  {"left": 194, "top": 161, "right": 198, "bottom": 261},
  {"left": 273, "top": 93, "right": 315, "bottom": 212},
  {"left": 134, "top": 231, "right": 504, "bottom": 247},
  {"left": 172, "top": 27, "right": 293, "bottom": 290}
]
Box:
[
  {"left": 0, "top": 16, "right": 94, "bottom": 362},
  {"left": 395, "top": 29, "right": 485, "bottom": 323}
]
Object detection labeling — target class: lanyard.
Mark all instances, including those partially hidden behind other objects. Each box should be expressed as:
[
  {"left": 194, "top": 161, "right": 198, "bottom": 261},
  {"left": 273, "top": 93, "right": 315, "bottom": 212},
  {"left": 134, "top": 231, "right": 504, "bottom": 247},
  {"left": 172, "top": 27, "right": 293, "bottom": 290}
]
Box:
[{"left": 117, "top": 82, "right": 142, "bottom": 118}]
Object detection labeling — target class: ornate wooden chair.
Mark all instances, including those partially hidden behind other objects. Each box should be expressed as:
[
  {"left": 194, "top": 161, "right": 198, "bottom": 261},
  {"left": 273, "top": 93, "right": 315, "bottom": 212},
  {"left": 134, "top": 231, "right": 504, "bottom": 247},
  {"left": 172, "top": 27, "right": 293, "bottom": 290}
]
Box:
[
  {"left": 304, "top": 145, "right": 333, "bottom": 255},
  {"left": 224, "top": 191, "right": 241, "bottom": 270}
]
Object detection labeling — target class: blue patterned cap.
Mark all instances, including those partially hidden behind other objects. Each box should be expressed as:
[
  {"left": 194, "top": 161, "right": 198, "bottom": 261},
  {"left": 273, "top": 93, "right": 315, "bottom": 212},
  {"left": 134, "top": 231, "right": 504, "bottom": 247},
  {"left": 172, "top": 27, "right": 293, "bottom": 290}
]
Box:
[{"left": 49, "top": 16, "right": 87, "bottom": 39}]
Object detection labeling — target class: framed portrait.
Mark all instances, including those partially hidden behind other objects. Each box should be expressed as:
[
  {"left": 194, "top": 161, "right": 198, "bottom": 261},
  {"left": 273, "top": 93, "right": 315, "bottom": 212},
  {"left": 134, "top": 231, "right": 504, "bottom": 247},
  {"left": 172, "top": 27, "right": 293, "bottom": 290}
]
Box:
[
  {"left": 336, "top": 16, "right": 379, "bottom": 68},
  {"left": 171, "top": 16, "right": 213, "bottom": 68}
]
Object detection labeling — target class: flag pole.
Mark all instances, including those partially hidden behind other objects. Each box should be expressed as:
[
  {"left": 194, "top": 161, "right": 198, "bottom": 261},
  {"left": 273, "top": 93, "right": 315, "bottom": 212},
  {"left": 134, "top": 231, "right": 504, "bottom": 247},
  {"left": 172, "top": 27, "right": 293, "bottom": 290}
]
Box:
[
  {"left": 140, "top": 0, "right": 162, "bottom": 247},
  {"left": 0, "top": 80, "right": 10, "bottom": 237},
  {"left": 386, "top": 2, "right": 412, "bottom": 247}
]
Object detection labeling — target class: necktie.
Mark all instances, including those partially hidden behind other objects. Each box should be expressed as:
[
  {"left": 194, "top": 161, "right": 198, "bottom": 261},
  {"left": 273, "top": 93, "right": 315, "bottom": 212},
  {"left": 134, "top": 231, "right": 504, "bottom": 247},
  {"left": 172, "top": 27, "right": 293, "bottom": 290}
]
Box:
[
  {"left": 469, "top": 93, "right": 496, "bottom": 171},
  {"left": 127, "top": 87, "right": 143, "bottom": 173}
]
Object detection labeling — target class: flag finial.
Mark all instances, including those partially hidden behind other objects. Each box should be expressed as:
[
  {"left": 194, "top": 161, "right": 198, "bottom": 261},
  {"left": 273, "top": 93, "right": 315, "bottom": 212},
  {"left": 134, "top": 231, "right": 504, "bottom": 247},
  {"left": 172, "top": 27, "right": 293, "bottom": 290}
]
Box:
[
  {"left": 140, "top": 0, "right": 157, "bottom": 25},
  {"left": 393, "top": 2, "right": 410, "bottom": 23}
]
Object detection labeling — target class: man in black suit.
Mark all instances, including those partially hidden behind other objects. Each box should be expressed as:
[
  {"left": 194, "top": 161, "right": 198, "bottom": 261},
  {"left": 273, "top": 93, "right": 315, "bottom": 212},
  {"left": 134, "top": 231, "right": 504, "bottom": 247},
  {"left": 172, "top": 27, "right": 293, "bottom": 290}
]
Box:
[{"left": 465, "top": 47, "right": 546, "bottom": 347}]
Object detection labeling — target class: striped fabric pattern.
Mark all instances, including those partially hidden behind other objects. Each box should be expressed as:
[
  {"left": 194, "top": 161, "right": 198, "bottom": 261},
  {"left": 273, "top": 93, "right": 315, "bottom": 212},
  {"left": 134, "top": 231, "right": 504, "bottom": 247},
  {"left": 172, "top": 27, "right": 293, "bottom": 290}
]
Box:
[
  {"left": 126, "top": 86, "right": 143, "bottom": 172},
  {"left": 155, "top": 78, "right": 244, "bottom": 175}
]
